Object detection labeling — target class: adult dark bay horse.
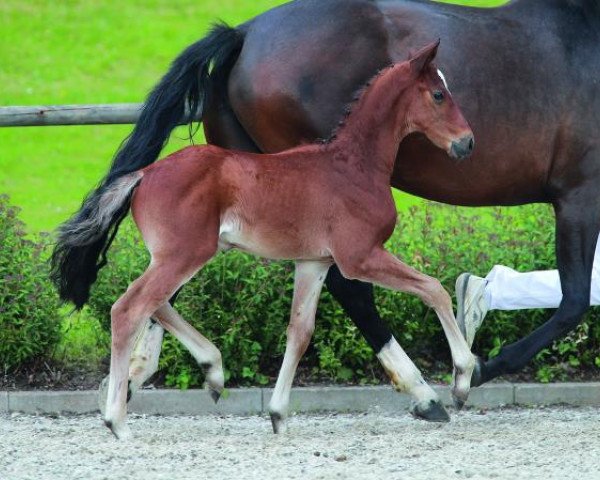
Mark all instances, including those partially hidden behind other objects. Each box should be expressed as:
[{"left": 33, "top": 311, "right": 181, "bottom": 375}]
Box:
[
  {"left": 52, "top": 0, "right": 600, "bottom": 421},
  {"left": 54, "top": 45, "right": 475, "bottom": 438}
]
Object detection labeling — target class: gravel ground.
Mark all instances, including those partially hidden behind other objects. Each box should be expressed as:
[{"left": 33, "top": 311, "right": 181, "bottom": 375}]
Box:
[{"left": 1, "top": 406, "right": 598, "bottom": 480}]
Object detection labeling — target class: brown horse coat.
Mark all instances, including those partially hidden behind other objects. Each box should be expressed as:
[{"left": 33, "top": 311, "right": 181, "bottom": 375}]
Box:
[{"left": 94, "top": 45, "right": 475, "bottom": 437}]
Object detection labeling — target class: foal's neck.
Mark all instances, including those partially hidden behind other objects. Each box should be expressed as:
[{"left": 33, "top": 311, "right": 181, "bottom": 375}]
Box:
[{"left": 328, "top": 63, "right": 415, "bottom": 180}]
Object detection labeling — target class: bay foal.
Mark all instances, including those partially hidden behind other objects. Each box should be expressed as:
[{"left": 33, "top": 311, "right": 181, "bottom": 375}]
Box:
[{"left": 53, "top": 42, "right": 475, "bottom": 438}]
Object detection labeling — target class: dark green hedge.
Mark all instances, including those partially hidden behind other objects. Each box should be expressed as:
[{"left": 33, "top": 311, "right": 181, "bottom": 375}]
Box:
[
  {"left": 87, "top": 202, "right": 600, "bottom": 387},
  {"left": 0, "top": 195, "right": 62, "bottom": 371}
]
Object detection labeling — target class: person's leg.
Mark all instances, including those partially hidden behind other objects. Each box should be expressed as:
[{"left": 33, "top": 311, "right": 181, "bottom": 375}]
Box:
[{"left": 456, "top": 233, "right": 600, "bottom": 348}]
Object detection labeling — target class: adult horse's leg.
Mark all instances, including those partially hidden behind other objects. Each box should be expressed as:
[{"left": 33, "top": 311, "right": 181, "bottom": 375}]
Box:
[
  {"left": 153, "top": 304, "right": 224, "bottom": 401},
  {"left": 335, "top": 248, "right": 476, "bottom": 407},
  {"left": 326, "top": 266, "right": 449, "bottom": 421},
  {"left": 269, "top": 261, "right": 331, "bottom": 433},
  {"left": 474, "top": 182, "right": 600, "bottom": 384},
  {"left": 326, "top": 266, "right": 392, "bottom": 352}
]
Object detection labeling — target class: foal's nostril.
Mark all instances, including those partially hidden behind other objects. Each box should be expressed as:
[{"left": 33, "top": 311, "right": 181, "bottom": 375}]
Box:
[{"left": 468, "top": 136, "right": 474, "bottom": 152}]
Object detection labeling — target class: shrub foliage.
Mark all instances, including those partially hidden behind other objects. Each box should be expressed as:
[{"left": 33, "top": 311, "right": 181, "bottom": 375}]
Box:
[
  {"left": 87, "top": 202, "right": 600, "bottom": 387},
  {"left": 0, "top": 195, "right": 62, "bottom": 371}
]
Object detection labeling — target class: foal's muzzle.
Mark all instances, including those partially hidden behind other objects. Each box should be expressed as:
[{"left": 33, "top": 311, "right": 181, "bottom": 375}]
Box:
[{"left": 450, "top": 135, "right": 475, "bottom": 160}]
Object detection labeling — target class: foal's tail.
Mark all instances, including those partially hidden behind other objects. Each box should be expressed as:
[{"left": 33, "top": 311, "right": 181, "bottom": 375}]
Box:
[
  {"left": 50, "top": 22, "right": 244, "bottom": 308},
  {"left": 50, "top": 173, "right": 143, "bottom": 309}
]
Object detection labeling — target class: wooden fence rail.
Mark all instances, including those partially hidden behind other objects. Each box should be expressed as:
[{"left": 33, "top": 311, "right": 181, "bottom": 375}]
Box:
[{"left": 0, "top": 104, "right": 199, "bottom": 127}]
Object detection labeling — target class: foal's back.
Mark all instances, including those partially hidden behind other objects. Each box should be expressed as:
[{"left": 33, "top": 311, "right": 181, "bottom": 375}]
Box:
[{"left": 131, "top": 143, "right": 392, "bottom": 261}]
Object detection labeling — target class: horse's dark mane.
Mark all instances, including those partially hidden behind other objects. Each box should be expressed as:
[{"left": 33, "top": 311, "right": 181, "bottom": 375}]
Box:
[{"left": 319, "top": 63, "right": 395, "bottom": 144}]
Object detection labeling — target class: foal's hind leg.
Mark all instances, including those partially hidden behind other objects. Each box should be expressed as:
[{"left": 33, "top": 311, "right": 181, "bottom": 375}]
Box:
[
  {"left": 336, "top": 247, "right": 476, "bottom": 408},
  {"left": 98, "top": 319, "right": 164, "bottom": 415},
  {"left": 124, "top": 289, "right": 183, "bottom": 403},
  {"left": 104, "top": 256, "right": 209, "bottom": 439},
  {"left": 127, "top": 318, "right": 164, "bottom": 397},
  {"left": 268, "top": 260, "right": 331, "bottom": 433},
  {"left": 153, "top": 304, "right": 224, "bottom": 401},
  {"left": 101, "top": 289, "right": 181, "bottom": 409}
]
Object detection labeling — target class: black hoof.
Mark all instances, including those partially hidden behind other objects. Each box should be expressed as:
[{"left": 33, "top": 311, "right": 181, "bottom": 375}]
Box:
[
  {"left": 270, "top": 412, "right": 284, "bottom": 433},
  {"left": 453, "top": 396, "right": 466, "bottom": 411},
  {"left": 470, "top": 356, "right": 486, "bottom": 388},
  {"left": 411, "top": 399, "right": 450, "bottom": 423},
  {"left": 210, "top": 389, "right": 221, "bottom": 404}
]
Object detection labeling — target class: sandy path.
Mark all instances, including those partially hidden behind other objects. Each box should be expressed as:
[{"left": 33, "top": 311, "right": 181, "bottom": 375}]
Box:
[{"left": 1, "top": 406, "right": 598, "bottom": 480}]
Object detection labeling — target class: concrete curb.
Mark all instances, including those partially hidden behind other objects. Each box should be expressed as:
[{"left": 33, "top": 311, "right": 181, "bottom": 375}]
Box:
[
  {"left": 0, "top": 391, "right": 8, "bottom": 414},
  {"left": 514, "top": 382, "right": 600, "bottom": 406},
  {"left": 2, "top": 383, "right": 599, "bottom": 416}
]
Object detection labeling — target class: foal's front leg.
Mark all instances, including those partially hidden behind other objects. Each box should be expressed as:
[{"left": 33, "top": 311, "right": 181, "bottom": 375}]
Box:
[
  {"left": 325, "top": 267, "right": 448, "bottom": 421},
  {"left": 337, "top": 248, "right": 476, "bottom": 408},
  {"left": 268, "top": 260, "right": 331, "bottom": 433}
]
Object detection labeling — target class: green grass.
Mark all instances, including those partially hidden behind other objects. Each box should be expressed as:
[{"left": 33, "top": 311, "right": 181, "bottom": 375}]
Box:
[{"left": 1, "top": 0, "right": 508, "bottom": 232}]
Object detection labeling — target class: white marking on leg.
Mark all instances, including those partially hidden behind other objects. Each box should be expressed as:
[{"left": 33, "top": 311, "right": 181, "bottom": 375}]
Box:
[
  {"left": 437, "top": 69, "right": 450, "bottom": 92},
  {"left": 128, "top": 319, "right": 165, "bottom": 394},
  {"left": 268, "top": 261, "right": 331, "bottom": 432},
  {"left": 338, "top": 248, "right": 474, "bottom": 405},
  {"left": 377, "top": 337, "right": 439, "bottom": 406}
]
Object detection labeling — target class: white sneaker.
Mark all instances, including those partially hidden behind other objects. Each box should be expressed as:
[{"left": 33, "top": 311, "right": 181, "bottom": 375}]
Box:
[{"left": 455, "top": 273, "right": 489, "bottom": 348}]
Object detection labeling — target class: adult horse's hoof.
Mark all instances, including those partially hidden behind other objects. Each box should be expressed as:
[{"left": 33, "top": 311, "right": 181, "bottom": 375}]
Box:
[
  {"left": 411, "top": 399, "right": 450, "bottom": 422},
  {"left": 470, "top": 356, "right": 486, "bottom": 388},
  {"left": 269, "top": 411, "right": 288, "bottom": 434}
]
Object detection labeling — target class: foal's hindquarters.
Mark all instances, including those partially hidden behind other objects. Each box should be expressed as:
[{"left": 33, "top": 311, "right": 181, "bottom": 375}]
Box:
[{"left": 102, "top": 146, "right": 476, "bottom": 438}]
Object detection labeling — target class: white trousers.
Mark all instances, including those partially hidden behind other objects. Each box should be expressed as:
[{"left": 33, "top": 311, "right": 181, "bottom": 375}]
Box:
[{"left": 485, "top": 239, "right": 600, "bottom": 310}]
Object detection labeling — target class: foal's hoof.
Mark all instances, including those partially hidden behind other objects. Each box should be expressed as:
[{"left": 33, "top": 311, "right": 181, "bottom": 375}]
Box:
[
  {"left": 203, "top": 364, "right": 225, "bottom": 405},
  {"left": 470, "top": 356, "right": 486, "bottom": 388},
  {"left": 204, "top": 377, "right": 224, "bottom": 404},
  {"left": 104, "top": 419, "right": 132, "bottom": 440},
  {"left": 270, "top": 412, "right": 288, "bottom": 434},
  {"left": 451, "top": 377, "right": 472, "bottom": 411},
  {"left": 411, "top": 399, "right": 450, "bottom": 423},
  {"left": 209, "top": 388, "right": 221, "bottom": 404},
  {"left": 452, "top": 394, "right": 466, "bottom": 411}
]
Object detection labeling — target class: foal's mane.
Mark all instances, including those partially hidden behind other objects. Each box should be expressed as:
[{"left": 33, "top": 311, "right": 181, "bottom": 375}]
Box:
[{"left": 319, "top": 63, "right": 396, "bottom": 144}]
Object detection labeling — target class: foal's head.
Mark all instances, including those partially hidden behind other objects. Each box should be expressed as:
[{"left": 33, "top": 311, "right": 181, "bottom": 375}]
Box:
[{"left": 403, "top": 41, "right": 474, "bottom": 159}]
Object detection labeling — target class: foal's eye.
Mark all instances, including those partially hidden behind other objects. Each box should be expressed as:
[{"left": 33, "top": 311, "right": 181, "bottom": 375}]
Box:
[{"left": 432, "top": 90, "right": 445, "bottom": 104}]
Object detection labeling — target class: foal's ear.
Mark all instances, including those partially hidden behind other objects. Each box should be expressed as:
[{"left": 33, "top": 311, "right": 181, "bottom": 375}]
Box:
[{"left": 408, "top": 39, "right": 441, "bottom": 76}]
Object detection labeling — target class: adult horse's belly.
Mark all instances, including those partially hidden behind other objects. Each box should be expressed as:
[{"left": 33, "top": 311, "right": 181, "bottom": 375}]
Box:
[{"left": 230, "top": 0, "right": 555, "bottom": 207}]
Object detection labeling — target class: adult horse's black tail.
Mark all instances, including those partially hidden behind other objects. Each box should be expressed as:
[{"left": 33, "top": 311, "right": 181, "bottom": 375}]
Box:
[{"left": 51, "top": 23, "right": 244, "bottom": 309}]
